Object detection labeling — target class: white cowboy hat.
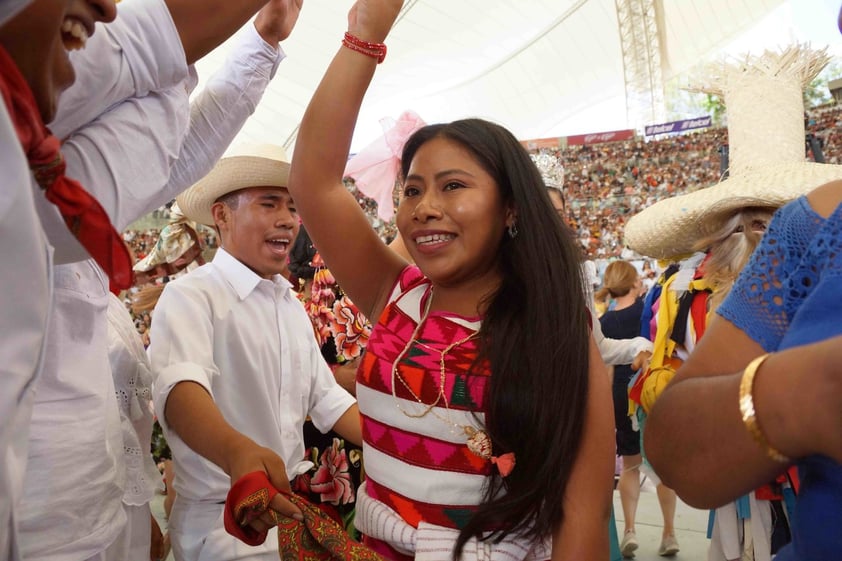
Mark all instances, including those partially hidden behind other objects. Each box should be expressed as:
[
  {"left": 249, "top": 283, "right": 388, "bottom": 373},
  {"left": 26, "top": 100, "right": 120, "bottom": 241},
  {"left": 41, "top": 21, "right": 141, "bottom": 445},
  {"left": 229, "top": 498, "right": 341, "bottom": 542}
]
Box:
[
  {"left": 177, "top": 143, "right": 291, "bottom": 226},
  {"left": 624, "top": 45, "right": 842, "bottom": 260}
]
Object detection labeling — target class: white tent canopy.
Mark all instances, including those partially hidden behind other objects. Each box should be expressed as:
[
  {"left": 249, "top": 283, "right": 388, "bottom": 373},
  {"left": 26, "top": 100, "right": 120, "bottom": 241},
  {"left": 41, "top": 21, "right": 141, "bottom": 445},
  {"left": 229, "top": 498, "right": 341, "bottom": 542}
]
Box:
[{"left": 193, "top": 0, "right": 835, "bottom": 153}]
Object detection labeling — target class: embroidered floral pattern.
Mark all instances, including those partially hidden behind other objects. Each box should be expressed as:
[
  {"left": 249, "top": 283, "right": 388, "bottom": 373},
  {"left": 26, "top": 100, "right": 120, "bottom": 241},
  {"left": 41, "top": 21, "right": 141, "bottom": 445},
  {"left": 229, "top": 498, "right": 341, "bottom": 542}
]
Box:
[
  {"left": 297, "top": 434, "right": 362, "bottom": 538},
  {"left": 331, "top": 296, "right": 371, "bottom": 362},
  {"left": 306, "top": 255, "right": 338, "bottom": 346},
  {"left": 310, "top": 438, "right": 355, "bottom": 505},
  {"left": 297, "top": 252, "right": 367, "bottom": 537},
  {"left": 302, "top": 252, "right": 372, "bottom": 360}
]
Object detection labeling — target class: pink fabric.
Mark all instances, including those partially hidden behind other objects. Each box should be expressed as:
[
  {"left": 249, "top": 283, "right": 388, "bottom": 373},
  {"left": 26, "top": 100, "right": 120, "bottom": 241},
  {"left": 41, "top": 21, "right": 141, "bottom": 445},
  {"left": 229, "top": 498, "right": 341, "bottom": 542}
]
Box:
[
  {"left": 344, "top": 111, "right": 426, "bottom": 221},
  {"left": 648, "top": 297, "right": 660, "bottom": 340}
]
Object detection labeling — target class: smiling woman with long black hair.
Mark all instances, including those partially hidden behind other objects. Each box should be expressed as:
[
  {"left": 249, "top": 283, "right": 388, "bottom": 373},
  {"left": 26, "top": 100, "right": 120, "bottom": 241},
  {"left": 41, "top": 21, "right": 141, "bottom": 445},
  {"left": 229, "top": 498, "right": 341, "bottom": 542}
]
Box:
[{"left": 287, "top": 1, "right": 616, "bottom": 560}]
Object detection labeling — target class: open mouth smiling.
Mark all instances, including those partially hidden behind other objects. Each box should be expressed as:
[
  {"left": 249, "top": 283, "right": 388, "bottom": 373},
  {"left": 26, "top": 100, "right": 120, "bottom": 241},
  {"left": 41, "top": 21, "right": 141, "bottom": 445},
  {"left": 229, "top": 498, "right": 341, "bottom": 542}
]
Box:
[{"left": 60, "top": 17, "right": 93, "bottom": 51}]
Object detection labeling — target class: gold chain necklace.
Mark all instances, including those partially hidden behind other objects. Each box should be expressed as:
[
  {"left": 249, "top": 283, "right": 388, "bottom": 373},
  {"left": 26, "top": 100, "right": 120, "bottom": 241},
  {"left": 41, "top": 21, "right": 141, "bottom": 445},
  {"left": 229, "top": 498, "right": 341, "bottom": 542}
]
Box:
[{"left": 389, "top": 288, "right": 496, "bottom": 461}]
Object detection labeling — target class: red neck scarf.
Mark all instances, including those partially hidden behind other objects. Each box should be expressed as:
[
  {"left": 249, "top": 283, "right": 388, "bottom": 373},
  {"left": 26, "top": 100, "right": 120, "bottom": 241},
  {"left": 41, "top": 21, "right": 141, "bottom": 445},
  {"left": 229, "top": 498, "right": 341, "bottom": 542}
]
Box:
[{"left": 0, "top": 44, "right": 133, "bottom": 293}]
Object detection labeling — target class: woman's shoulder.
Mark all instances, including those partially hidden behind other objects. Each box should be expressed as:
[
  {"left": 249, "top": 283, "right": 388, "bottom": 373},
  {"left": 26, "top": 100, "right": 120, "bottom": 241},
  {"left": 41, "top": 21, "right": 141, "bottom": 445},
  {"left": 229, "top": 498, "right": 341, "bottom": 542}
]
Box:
[
  {"left": 759, "top": 193, "right": 834, "bottom": 249},
  {"left": 396, "top": 265, "right": 427, "bottom": 292},
  {"left": 381, "top": 265, "right": 429, "bottom": 313}
]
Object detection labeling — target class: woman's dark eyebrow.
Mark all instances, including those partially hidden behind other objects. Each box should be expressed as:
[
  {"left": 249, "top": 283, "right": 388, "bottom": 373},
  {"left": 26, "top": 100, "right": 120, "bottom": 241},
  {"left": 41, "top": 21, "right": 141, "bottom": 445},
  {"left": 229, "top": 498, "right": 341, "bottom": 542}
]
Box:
[{"left": 405, "top": 169, "right": 475, "bottom": 182}]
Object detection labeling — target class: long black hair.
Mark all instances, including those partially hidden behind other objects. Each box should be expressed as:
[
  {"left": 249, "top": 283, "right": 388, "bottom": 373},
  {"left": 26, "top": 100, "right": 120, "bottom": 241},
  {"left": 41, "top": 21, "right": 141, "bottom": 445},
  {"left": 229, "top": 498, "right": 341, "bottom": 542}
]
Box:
[{"left": 400, "top": 119, "right": 591, "bottom": 556}]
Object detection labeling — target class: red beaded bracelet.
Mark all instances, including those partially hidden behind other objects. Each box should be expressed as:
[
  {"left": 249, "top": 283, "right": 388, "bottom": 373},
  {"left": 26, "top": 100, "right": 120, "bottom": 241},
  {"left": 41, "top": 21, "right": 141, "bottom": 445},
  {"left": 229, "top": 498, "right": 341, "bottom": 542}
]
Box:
[{"left": 342, "top": 31, "right": 387, "bottom": 63}]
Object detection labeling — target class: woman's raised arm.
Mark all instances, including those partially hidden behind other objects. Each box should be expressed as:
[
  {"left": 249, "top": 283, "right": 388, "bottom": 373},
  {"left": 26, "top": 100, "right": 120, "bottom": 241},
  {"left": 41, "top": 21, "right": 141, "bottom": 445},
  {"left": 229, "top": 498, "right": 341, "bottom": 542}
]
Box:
[{"left": 288, "top": 0, "right": 406, "bottom": 320}]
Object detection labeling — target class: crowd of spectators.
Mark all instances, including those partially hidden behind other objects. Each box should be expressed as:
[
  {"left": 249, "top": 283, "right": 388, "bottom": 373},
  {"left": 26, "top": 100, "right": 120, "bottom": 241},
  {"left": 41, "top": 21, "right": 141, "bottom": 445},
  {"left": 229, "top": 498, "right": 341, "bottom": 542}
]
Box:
[
  {"left": 557, "top": 127, "right": 726, "bottom": 259},
  {"left": 551, "top": 103, "right": 842, "bottom": 260},
  {"left": 343, "top": 177, "right": 400, "bottom": 243},
  {"left": 122, "top": 229, "right": 161, "bottom": 261},
  {"left": 120, "top": 103, "right": 842, "bottom": 335},
  {"left": 807, "top": 104, "right": 842, "bottom": 164}
]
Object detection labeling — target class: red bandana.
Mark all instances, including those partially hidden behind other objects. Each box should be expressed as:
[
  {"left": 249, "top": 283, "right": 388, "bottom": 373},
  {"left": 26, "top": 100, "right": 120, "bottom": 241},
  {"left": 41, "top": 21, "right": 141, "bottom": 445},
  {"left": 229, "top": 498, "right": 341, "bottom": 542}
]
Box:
[
  {"left": 225, "top": 471, "right": 385, "bottom": 560},
  {"left": 0, "top": 44, "right": 133, "bottom": 293}
]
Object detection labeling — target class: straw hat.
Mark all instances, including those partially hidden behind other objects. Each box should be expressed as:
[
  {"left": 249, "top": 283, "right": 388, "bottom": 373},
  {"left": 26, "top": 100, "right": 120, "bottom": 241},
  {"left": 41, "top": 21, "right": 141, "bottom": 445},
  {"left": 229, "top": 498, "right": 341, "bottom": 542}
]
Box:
[
  {"left": 177, "top": 143, "right": 291, "bottom": 226},
  {"left": 624, "top": 45, "right": 842, "bottom": 260},
  {"left": 133, "top": 203, "right": 198, "bottom": 271}
]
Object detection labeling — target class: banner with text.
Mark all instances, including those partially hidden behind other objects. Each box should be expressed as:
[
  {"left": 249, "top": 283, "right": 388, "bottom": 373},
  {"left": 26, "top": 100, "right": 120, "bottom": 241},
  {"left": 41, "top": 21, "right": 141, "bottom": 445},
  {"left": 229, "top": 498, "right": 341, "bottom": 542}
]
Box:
[
  {"left": 566, "top": 128, "right": 635, "bottom": 146},
  {"left": 644, "top": 116, "right": 712, "bottom": 137},
  {"left": 521, "top": 137, "right": 564, "bottom": 150}
]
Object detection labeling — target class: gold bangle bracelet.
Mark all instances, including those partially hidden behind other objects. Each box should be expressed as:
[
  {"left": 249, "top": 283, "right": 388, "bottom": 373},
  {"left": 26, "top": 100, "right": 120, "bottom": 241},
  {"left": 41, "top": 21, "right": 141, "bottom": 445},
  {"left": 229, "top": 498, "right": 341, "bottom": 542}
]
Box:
[{"left": 738, "top": 353, "right": 791, "bottom": 463}]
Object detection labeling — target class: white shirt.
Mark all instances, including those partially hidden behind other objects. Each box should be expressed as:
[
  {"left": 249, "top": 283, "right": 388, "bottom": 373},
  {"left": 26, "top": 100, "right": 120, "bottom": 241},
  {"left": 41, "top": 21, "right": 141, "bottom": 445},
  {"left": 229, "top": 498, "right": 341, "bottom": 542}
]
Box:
[
  {"left": 39, "top": 0, "right": 285, "bottom": 262},
  {"left": 33, "top": 0, "right": 190, "bottom": 265},
  {"left": 150, "top": 249, "right": 355, "bottom": 502},
  {"left": 19, "top": 261, "right": 127, "bottom": 561},
  {"left": 590, "top": 306, "right": 653, "bottom": 366},
  {"left": 579, "top": 263, "right": 652, "bottom": 365},
  {"left": 59, "top": 0, "right": 285, "bottom": 223},
  {"left": 582, "top": 259, "right": 600, "bottom": 291},
  {"left": 52, "top": 0, "right": 189, "bottom": 139},
  {"left": 0, "top": 100, "right": 52, "bottom": 561},
  {"left": 106, "top": 293, "right": 164, "bottom": 507},
  {"left": 17, "top": 11, "right": 284, "bottom": 561}
]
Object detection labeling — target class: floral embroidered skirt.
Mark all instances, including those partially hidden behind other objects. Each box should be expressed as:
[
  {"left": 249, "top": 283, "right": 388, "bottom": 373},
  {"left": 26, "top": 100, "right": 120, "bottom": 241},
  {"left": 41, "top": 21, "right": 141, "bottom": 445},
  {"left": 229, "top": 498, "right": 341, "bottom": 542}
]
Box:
[{"left": 295, "top": 421, "right": 364, "bottom": 540}]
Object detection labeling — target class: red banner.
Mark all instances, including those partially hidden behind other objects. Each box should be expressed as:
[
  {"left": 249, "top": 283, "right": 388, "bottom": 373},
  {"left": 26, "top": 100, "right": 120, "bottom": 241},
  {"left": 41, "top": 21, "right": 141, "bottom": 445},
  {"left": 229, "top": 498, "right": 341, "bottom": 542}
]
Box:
[
  {"left": 521, "top": 137, "right": 563, "bottom": 150},
  {"left": 566, "top": 128, "right": 635, "bottom": 146}
]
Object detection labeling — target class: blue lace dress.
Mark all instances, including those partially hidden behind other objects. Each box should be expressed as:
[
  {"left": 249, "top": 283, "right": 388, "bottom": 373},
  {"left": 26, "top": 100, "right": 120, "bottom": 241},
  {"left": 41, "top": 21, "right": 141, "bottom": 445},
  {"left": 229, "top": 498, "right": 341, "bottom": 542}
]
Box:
[{"left": 718, "top": 196, "right": 842, "bottom": 561}]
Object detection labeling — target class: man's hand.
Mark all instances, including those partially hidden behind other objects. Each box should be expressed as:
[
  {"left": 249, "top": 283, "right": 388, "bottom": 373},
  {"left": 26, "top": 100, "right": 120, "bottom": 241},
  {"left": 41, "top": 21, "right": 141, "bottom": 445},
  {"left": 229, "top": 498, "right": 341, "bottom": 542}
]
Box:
[
  {"left": 165, "top": 382, "right": 303, "bottom": 536},
  {"left": 255, "top": 0, "right": 304, "bottom": 46},
  {"left": 225, "top": 437, "right": 304, "bottom": 533}
]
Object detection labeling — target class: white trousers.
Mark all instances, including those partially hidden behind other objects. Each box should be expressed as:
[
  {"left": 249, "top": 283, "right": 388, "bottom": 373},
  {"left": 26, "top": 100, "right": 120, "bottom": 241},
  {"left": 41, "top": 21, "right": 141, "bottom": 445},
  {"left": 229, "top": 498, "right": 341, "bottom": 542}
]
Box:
[
  {"left": 168, "top": 497, "right": 279, "bottom": 561},
  {"left": 104, "top": 503, "right": 153, "bottom": 561}
]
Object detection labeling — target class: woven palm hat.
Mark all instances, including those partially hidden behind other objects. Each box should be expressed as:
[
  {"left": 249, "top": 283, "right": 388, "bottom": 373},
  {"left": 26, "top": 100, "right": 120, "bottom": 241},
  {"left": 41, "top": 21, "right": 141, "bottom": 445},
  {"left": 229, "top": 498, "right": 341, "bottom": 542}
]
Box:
[
  {"left": 624, "top": 46, "right": 842, "bottom": 260},
  {"left": 133, "top": 202, "right": 200, "bottom": 273},
  {"left": 177, "top": 143, "right": 291, "bottom": 226}
]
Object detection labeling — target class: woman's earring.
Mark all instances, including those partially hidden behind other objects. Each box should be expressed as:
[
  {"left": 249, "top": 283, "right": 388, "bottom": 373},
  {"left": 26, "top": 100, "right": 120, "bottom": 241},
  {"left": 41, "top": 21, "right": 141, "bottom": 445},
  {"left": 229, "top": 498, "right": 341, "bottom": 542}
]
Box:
[{"left": 507, "top": 223, "right": 518, "bottom": 239}]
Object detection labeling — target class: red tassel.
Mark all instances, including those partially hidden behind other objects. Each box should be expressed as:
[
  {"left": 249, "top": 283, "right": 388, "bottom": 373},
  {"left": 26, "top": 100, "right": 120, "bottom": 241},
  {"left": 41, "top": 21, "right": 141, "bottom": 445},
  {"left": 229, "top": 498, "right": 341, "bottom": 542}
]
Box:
[{"left": 491, "top": 453, "right": 516, "bottom": 477}]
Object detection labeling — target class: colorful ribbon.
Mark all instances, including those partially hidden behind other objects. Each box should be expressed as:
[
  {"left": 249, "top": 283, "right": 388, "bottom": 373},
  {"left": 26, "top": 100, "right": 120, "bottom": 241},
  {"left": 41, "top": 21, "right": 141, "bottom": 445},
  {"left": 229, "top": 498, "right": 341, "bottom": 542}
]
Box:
[{"left": 344, "top": 110, "right": 427, "bottom": 222}]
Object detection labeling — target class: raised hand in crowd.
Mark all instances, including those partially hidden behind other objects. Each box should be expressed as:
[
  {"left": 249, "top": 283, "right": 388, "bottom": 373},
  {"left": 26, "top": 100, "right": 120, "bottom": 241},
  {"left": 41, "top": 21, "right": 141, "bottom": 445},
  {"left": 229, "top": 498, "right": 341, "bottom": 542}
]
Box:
[{"left": 347, "top": 0, "right": 403, "bottom": 44}]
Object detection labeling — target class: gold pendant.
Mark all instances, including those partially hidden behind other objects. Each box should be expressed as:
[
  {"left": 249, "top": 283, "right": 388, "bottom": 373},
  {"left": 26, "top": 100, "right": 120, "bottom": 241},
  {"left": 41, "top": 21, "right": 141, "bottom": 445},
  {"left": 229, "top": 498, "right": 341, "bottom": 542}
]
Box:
[{"left": 464, "top": 426, "right": 492, "bottom": 460}]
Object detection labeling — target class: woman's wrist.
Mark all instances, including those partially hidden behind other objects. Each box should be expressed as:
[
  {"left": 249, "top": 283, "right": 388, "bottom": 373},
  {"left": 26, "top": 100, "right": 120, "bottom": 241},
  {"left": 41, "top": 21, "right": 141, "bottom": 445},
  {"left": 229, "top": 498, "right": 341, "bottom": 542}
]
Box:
[
  {"left": 345, "top": 24, "right": 390, "bottom": 45},
  {"left": 749, "top": 345, "right": 827, "bottom": 462},
  {"left": 738, "top": 354, "right": 791, "bottom": 463},
  {"left": 342, "top": 31, "right": 387, "bottom": 63}
]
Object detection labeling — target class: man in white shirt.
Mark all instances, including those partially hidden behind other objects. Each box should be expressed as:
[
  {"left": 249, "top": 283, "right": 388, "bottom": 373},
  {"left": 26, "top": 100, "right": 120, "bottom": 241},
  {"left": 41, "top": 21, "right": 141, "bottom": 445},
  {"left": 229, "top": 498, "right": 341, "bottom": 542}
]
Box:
[
  {"left": 0, "top": 101, "right": 48, "bottom": 561},
  {"left": 0, "top": 1, "right": 117, "bottom": 559},
  {"left": 150, "top": 143, "right": 361, "bottom": 561},
  {"left": 13, "top": 1, "right": 304, "bottom": 559},
  {"left": 0, "top": 78, "right": 52, "bottom": 561}
]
